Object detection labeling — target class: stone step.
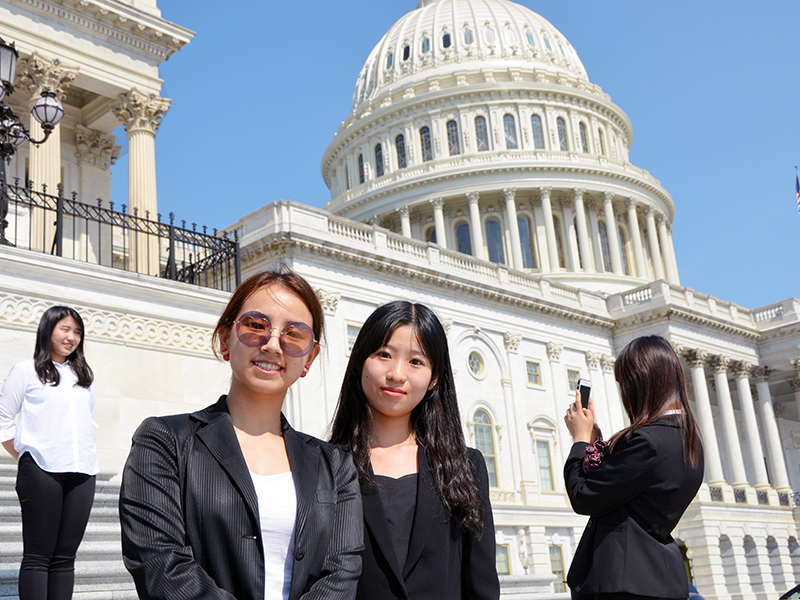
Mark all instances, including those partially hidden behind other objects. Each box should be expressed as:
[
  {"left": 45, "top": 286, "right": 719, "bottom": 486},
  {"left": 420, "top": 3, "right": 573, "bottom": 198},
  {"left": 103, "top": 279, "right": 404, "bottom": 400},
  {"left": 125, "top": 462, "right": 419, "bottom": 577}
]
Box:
[
  {"left": 0, "top": 522, "right": 121, "bottom": 543},
  {"left": 0, "top": 539, "right": 123, "bottom": 560},
  {"left": 0, "top": 558, "right": 135, "bottom": 599}
]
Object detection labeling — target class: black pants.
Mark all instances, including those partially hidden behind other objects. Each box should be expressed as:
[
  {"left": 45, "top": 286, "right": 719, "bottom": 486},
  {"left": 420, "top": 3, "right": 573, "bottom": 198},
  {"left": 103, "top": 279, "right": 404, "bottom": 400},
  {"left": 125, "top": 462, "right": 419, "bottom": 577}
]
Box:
[
  {"left": 572, "top": 593, "right": 686, "bottom": 600},
  {"left": 15, "top": 453, "right": 96, "bottom": 600}
]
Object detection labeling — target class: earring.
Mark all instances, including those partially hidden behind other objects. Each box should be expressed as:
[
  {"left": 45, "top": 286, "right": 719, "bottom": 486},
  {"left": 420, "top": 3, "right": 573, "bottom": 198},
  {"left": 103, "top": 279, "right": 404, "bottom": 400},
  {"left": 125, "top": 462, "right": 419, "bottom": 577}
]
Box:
[
  {"left": 300, "top": 366, "right": 309, "bottom": 378},
  {"left": 221, "top": 347, "right": 229, "bottom": 361}
]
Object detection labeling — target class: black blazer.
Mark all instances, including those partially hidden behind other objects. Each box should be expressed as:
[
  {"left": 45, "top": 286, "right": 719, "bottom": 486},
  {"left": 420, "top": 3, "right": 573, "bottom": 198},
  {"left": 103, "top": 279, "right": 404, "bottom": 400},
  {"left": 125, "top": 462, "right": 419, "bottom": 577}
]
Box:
[
  {"left": 119, "top": 396, "right": 363, "bottom": 600},
  {"left": 563, "top": 417, "right": 703, "bottom": 598},
  {"left": 357, "top": 446, "right": 500, "bottom": 600}
]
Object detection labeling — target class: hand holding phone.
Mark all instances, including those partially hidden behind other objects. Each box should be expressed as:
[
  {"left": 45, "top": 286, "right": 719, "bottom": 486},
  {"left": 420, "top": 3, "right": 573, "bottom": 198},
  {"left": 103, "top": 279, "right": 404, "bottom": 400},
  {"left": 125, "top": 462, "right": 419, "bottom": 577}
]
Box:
[{"left": 578, "top": 378, "right": 592, "bottom": 410}]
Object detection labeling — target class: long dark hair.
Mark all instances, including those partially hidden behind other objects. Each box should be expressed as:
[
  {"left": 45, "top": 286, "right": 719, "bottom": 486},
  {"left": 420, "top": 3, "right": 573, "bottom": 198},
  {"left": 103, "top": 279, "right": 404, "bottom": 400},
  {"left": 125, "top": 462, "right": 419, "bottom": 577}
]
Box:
[
  {"left": 330, "top": 301, "right": 483, "bottom": 536},
  {"left": 33, "top": 306, "right": 93, "bottom": 388},
  {"left": 609, "top": 335, "right": 700, "bottom": 467}
]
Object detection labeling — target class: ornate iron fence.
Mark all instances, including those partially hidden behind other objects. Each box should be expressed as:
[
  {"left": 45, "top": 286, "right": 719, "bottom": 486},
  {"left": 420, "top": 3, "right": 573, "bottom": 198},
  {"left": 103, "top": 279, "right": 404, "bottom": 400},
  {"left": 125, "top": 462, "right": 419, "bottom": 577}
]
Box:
[{"left": 0, "top": 176, "right": 240, "bottom": 292}]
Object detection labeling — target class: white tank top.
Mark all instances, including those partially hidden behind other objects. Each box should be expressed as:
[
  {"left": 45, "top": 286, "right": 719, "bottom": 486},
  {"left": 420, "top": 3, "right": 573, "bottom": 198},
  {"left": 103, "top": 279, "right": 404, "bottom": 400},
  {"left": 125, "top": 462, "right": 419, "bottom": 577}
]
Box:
[{"left": 249, "top": 471, "right": 297, "bottom": 600}]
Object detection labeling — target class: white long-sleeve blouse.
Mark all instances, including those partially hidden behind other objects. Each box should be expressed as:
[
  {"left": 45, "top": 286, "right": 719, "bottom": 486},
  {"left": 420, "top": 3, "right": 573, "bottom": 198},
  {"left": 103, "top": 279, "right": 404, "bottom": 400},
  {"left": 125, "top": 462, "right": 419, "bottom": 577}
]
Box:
[{"left": 0, "top": 358, "right": 98, "bottom": 475}]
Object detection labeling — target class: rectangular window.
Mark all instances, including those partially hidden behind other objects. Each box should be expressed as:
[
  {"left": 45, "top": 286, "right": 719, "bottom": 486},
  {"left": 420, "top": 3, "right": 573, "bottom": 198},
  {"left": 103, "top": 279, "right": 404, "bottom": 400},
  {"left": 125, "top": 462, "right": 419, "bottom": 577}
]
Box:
[
  {"left": 496, "top": 545, "right": 511, "bottom": 576},
  {"left": 549, "top": 545, "right": 567, "bottom": 592},
  {"left": 346, "top": 325, "right": 361, "bottom": 353},
  {"left": 526, "top": 361, "right": 542, "bottom": 386},
  {"left": 536, "top": 440, "right": 554, "bottom": 491},
  {"left": 567, "top": 369, "right": 580, "bottom": 392}
]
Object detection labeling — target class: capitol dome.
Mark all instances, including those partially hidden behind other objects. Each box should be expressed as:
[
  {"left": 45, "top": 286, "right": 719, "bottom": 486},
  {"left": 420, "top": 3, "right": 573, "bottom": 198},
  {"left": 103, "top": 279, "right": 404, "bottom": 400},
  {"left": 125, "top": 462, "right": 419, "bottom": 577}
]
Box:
[{"left": 321, "top": 0, "right": 679, "bottom": 293}]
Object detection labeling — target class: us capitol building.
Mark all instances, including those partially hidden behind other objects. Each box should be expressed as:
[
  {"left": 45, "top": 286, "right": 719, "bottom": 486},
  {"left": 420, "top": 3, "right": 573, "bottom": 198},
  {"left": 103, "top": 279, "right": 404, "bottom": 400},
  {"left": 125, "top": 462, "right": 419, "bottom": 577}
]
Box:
[{"left": 0, "top": 0, "right": 799, "bottom": 598}]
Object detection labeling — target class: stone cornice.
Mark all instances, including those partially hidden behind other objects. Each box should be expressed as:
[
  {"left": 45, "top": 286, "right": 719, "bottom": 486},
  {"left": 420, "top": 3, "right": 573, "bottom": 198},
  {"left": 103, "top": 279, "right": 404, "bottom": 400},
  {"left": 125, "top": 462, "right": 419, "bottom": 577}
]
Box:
[
  {"left": 240, "top": 232, "right": 615, "bottom": 332},
  {"left": 5, "top": 0, "right": 194, "bottom": 62},
  {"left": 612, "top": 304, "right": 761, "bottom": 341}
]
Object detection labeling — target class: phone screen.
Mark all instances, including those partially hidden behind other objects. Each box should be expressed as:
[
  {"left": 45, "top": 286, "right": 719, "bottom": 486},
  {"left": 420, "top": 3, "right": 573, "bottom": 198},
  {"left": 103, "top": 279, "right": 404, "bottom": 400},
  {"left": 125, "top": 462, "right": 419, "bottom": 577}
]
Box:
[{"left": 578, "top": 378, "right": 592, "bottom": 409}]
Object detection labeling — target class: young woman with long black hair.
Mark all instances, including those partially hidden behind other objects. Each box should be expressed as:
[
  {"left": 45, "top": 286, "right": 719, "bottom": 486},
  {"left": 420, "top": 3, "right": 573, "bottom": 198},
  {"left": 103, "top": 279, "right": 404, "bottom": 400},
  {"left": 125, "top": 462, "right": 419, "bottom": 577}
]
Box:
[
  {"left": 0, "top": 306, "right": 98, "bottom": 600},
  {"left": 563, "top": 335, "right": 704, "bottom": 600},
  {"left": 330, "top": 300, "right": 499, "bottom": 600},
  {"left": 119, "top": 268, "right": 363, "bottom": 600}
]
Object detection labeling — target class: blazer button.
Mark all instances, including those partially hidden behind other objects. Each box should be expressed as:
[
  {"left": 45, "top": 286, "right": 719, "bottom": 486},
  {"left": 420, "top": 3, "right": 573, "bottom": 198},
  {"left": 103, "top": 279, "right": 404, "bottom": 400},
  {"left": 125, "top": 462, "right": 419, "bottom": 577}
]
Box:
[{"left": 295, "top": 548, "right": 305, "bottom": 561}]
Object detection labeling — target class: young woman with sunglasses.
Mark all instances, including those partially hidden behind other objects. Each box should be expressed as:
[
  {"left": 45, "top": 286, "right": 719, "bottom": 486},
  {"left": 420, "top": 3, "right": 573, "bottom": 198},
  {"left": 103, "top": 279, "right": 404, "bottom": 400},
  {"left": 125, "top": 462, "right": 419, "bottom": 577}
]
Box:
[
  {"left": 119, "top": 269, "right": 363, "bottom": 600},
  {"left": 330, "top": 301, "right": 499, "bottom": 600},
  {"left": 0, "top": 306, "right": 97, "bottom": 600}
]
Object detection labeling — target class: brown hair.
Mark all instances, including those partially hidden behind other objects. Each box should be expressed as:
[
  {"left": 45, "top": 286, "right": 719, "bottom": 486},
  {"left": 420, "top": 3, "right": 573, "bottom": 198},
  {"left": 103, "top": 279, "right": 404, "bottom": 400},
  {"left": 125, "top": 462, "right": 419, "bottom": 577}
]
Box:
[
  {"left": 609, "top": 335, "right": 701, "bottom": 467},
  {"left": 212, "top": 266, "right": 324, "bottom": 359}
]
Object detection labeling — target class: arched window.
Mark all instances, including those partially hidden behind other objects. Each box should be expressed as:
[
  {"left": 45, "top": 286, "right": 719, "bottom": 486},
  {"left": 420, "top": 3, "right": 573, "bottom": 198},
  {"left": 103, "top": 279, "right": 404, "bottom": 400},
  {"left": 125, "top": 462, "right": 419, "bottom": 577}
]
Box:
[
  {"left": 386, "top": 52, "right": 393, "bottom": 69},
  {"left": 456, "top": 221, "right": 472, "bottom": 255},
  {"left": 618, "top": 224, "right": 631, "bottom": 275},
  {"left": 573, "top": 216, "right": 583, "bottom": 269},
  {"left": 552, "top": 214, "right": 566, "bottom": 268},
  {"left": 395, "top": 134, "right": 407, "bottom": 169},
  {"left": 531, "top": 115, "right": 545, "bottom": 150},
  {"left": 579, "top": 122, "right": 589, "bottom": 153},
  {"left": 442, "top": 33, "right": 452, "bottom": 48},
  {"left": 425, "top": 225, "right": 437, "bottom": 244},
  {"left": 374, "top": 143, "right": 384, "bottom": 178},
  {"left": 518, "top": 215, "right": 535, "bottom": 268},
  {"left": 446, "top": 119, "right": 461, "bottom": 156},
  {"left": 421, "top": 37, "right": 430, "bottom": 54},
  {"left": 598, "top": 219, "right": 612, "bottom": 272},
  {"left": 419, "top": 126, "right": 433, "bottom": 162},
  {"left": 557, "top": 117, "right": 568, "bottom": 151},
  {"left": 503, "top": 114, "right": 518, "bottom": 150},
  {"left": 485, "top": 27, "right": 496, "bottom": 44},
  {"left": 402, "top": 44, "right": 410, "bottom": 61},
  {"left": 358, "top": 154, "right": 365, "bottom": 184},
  {"left": 473, "top": 409, "right": 498, "bottom": 487},
  {"left": 597, "top": 129, "right": 606, "bottom": 156},
  {"left": 525, "top": 31, "right": 535, "bottom": 47},
  {"left": 544, "top": 37, "right": 552, "bottom": 51},
  {"left": 475, "top": 116, "right": 489, "bottom": 152},
  {"left": 486, "top": 217, "right": 505, "bottom": 264},
  {"left": 464, "top": 28, "right": 474, "bottom": 45},
  {"left": 345, "top": 165, "right": 350, "bottom": 191}
]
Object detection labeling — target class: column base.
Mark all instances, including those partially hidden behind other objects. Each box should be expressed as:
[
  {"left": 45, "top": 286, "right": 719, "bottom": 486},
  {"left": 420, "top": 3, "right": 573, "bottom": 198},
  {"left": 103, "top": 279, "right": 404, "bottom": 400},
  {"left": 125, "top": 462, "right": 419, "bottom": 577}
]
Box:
[{"left": 699, "top": 481, "right": 734, "bottom": 504}]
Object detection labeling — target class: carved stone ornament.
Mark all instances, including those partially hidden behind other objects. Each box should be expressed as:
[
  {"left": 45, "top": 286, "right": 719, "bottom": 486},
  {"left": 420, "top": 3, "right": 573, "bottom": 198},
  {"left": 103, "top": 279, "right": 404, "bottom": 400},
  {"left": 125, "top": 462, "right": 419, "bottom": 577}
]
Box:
[
  {"left": 503, "top": 188, "right": 516, "bottom": 202},
  {"left": 467, "top": 191, "right": 480, "bottom": 205},
  {"left": 314, "top": 289, "right": 341, "bottom": 316},
  {"left": 585, "top": 351, "right": 600, "bottom": 370},
  {"left": 546, "top": 341, "right": 563, "bottom": 362},
  {"left": 732, "top": 361, "right": 753, "bottom": 380},
  {"left": 791, "top": 358, "right": 800, "bottom": 374},
  {"left": 74, "top": 126, "right": 122, "bottom": 170},
  {"left": 753, "top": 366, "right": 773, "bottom": 382},
  {"left": 14, "top": 54, "right": 77, "bottom": 101},
  {"left": 503, "top": 332, "right": 521, "bottom": 353},
  {"left": 683, "top": 349, "right": 708, "bottom": 369},
  {"left": 440, "top": 319, "right": 453, "bottom": 334},
  {"left": 601, "top": 354, "right": 615, "bottom": 373},
  {"left": 788, "top": 377, "right": 800, "bottom": 394},
  {"left": 111, "top": 89, "right": 171, "bottom": 135}
]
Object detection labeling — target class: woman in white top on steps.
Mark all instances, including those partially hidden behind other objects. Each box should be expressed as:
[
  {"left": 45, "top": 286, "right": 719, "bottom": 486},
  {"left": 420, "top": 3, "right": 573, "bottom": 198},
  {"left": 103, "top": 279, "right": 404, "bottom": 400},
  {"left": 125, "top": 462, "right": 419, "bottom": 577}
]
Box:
[{"left": 0, "top": 306, "right": 98, "bottom": 600}]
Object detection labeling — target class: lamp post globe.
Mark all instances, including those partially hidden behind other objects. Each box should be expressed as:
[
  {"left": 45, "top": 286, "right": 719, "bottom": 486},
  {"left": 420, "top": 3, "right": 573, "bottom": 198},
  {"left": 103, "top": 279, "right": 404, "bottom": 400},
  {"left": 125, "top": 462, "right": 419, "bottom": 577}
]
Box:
[{"left": 0, "top": 35, "right": 19, "bottom": 103}]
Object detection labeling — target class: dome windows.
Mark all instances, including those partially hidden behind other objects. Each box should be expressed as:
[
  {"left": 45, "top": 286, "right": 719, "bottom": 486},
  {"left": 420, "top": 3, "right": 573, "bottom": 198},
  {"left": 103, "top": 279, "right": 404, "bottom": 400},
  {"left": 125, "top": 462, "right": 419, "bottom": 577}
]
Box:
[
  {"left": 597, "top": 129, "right": 606, "bottom": 156},
  {"left": 486, "top": 217, "right": 505, "bottom": 264},
  {"left": 395, "top": 134, "right": 407, "bottom": 169},
  {"left": 455, "top": 221, "right": 472, "bottom": 255},
  {"left": 419, "top": 126, "right": 433, "bottom": 162},
  {"left": 442, "top": 32, "right": 452, "bottom": 48},
  {"left": 485, "top": 27, "right": 497, "bottom": 44},
  {"left": 557, "top": 117, "right": 569, "bottom": 151},
  {"left": 357, "top": 154, "right": 365, "bottom": 185},
  {"left": 503, "top": 114, "right": 518, "bottom": 150},
  {"left": 422, "top": 37, "right": 430, "bottom": 54},
  {"left": 579, "top": 122, "right": 589, "bottom": 153},
  {"left": 403, "top": 44, "right": 410, "bottom": 61},
  {"left": 463, "top": 28, "right": 474, "bottom": 45},
  {"left": 375, "top": 143, "right": 384, "bottom": 178},
  {"left": 531, "top": 115, "right": 545, "bottom": 150},
  {"left": 446, "top": 120, "right": 461, "bottom": 156},
  {"left": 543, "top": 36, "right": 552, "bottom": 52},
  {"left": 475, "top": 116, "right": 489, "bottom": 152},
  {"left": 558, "top": 41, "right": 566, "bottom": 58},
  {"left": 526, "top": 31, "right": 536, "bottom": 47},
  {"left": 504, "top": 26, "right": 518, "bottom": 45},
  {"left": 386, "top": 51, "right": 393, "bottom": 70}
]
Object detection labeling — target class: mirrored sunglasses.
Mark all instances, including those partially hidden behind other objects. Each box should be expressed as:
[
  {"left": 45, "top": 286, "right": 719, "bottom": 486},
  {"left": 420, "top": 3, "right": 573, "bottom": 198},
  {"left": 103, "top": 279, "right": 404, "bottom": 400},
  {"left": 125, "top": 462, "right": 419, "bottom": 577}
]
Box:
[{"left": 233, "top": 311, "right": 317, "bottom": 358}]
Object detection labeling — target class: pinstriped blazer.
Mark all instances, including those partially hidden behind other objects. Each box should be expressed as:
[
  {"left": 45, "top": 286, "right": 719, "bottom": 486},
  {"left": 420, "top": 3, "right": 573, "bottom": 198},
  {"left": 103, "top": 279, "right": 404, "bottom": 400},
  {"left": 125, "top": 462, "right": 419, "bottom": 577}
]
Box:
[{"left": 119, "top": 396, "right": 363, "bottom": 600}]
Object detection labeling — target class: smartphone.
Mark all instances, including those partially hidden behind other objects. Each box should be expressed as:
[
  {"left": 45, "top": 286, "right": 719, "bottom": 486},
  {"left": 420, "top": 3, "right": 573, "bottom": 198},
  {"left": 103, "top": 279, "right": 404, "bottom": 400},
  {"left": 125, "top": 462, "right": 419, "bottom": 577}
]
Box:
[{"left": 578, "top": 378, "right": 592, "bottom": 409}]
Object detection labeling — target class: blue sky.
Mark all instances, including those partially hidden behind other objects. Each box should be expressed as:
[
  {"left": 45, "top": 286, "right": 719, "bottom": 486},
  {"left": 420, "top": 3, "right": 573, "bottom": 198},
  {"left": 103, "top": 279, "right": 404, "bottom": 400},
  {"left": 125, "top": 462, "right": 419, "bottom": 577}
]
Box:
[{"left": 110, "top": 1, "right": 800, "bottom": 310}]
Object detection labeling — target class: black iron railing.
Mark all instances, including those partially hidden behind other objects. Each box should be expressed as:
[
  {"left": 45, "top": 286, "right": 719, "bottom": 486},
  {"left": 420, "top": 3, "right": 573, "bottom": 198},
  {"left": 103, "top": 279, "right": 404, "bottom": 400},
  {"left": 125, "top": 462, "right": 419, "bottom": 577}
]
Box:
[{"left": 0, "top": 175, "right": 240, "bottom": 292}]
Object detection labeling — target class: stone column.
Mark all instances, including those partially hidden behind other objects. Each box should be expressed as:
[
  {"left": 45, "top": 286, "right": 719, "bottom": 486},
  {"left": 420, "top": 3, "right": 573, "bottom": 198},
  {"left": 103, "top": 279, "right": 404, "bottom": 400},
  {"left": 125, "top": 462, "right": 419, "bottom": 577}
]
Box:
[
  {"left": 539, "top": 187, "right": 559, "bottom": 271},
  {"left": 397, "top": 205, "right": 412, "bottom": 238},
  {"left": 732, "top": 362, "right": 770, "bottom": 489},
  {"left": 656, "top": 214, "right": 678, "bottom": 283},
  {"left": 666, "top": 224, "right": 680, "bottom": 284},
  {"left": 503, "top": 187, "right": 523, "bottom": 269},
  {"left": 467, "top": 191, "right": 486, "bottom": 259},
  {"left": 789, "top": 361, "right": 800, "bottom": 430},
  {"left": 586, "top": 200, "right": 604, "bottom": 273},
  {"left": 709, "top": 355, "right": 748, "bottom": 489},
  {"left": 602, "top": 192, "right": 624, "bottom": 274},
  {"left": 430, "top": 198, "right": 446, "bottom": 248},
  {"left": 601, "top": 354, "right": 626, "bottom": 431},
  {"left": 560, "top": 198, "right": 580, "bottom": 272},
  {"left": 625, "top": 198, "right": 647, "bottom": 278},
  {"left": 572, "top": 188, "right": 595, "bottom": 272},
  {"left": 684, "top": 350, "right": 726, "bottom": 486},
  {"left": 754, "top": 367, "right": 791, "bottom": 493},
  {"left": 531, "top": 197, "right": 550, "bottom": 273},
  {"left": 644, "top": 206, "right": 665, "bottom": 280},
  {"left": 111, "top": 89, "right": 171, "bottom": 275},
  {"left": 15, "top": 54, "right": 77, "bottom": 252}
]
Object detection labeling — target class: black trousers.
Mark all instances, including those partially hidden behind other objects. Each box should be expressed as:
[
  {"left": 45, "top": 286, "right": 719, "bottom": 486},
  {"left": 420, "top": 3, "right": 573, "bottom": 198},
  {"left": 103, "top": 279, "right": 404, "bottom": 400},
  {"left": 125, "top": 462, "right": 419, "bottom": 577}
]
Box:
[
  {"left": 15, "top": 452, "right": 96, "bottom": 600},
  {"left": 572, "top": 593, "right": 686, "bottom": 600}
]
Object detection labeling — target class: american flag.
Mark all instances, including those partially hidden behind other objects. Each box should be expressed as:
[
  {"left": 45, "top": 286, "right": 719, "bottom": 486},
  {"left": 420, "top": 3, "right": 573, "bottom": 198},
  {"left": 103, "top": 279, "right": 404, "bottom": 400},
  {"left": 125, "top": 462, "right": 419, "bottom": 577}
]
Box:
[{"left": 797, "top": 168, "right": 800, "bottom": 214}]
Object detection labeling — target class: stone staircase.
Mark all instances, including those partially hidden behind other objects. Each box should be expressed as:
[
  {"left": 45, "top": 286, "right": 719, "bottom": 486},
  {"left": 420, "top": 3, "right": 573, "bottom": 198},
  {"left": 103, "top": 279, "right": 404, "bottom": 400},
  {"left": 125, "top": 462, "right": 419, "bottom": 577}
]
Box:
[{"left": 0, "top": 455, "right": 136, "bottom": 599}]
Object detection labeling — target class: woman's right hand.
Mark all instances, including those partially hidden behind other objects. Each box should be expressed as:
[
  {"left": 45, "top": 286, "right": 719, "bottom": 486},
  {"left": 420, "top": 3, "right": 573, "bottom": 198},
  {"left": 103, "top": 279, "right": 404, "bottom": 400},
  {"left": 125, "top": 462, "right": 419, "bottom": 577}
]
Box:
[
  {"left": 564, "top": 392, "right": 599, "bottom": 444},
  {"left": 1, "top": 439, "right": 18, "bottom": 460}
]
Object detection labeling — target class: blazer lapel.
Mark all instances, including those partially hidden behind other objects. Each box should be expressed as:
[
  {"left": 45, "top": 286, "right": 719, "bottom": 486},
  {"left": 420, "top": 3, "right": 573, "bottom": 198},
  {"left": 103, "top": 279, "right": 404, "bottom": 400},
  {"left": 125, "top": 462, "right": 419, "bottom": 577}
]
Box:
[
  {"left": 403, "top": 446, "right": 437, "bottom": 578},
  {"left": 282, "top": 417, "right": 320, "bottom": 552},
  {"left": 194, "top": 398, "right": 260, "bottom": 527},
  {"left": 362, "top": 473, "right": 408, "bottom": 593}
]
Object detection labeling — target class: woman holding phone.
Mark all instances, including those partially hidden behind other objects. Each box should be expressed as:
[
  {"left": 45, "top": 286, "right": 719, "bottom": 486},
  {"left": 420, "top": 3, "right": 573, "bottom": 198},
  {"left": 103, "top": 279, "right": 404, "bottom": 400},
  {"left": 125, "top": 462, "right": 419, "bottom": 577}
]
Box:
[
  {"left": 563, "top": 335, "right": 704, "bottom": 600},
  {"left": 119, "top": 268, "right": 362, "bottom": 600},
  {"left": 330, "top": 300, "right": 499, "bottom": 600}
]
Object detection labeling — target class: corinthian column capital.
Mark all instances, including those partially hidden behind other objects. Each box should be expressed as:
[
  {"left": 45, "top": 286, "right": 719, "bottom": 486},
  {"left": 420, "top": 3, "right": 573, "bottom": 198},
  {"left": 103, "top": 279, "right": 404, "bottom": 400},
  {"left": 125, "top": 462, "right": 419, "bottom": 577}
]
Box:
[
  {"left": 602, "top": 191, "right": 614, "bottom": 205},
  {"left": 14, "top": 54, "right": 77, "bottom": 101},
  {"left": 709, "top": 355, "right": 731, "bottom": 374},
  {"left": 539, "top": 186, "right": 552, "bottom": 201},
  {"left": 111, "top": 89, "right": 171, "bottom": 135},
  {"left": 467, "top": 191, "right": 480, "bottom": 205},
  {"left": 732, "top": 361, "right": 753, "bottom": 380},
  {"left": 683, "top": 348, "right": 708, "bottom": 368},
  {"left": 503, "top": 187, "right": 516, "bottom": 202},
  {"left": 753, "top": 366, "right": 773, "bottom": 382},
  {"left": 430, "top": 197, "right": 444, "bottom": 210},
  {"left": 572, "top": 187, "right": 585, "bottom": 202},
  {"left": 74, "top": 125, "right": 122, "bottom": 170}
]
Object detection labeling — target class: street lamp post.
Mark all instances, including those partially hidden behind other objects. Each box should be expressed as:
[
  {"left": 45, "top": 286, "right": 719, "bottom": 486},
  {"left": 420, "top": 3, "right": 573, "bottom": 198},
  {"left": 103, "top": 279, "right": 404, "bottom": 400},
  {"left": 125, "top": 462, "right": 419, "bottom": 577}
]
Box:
[{"left": 0, "top": 34, "right": 65, "bottom": 245}]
